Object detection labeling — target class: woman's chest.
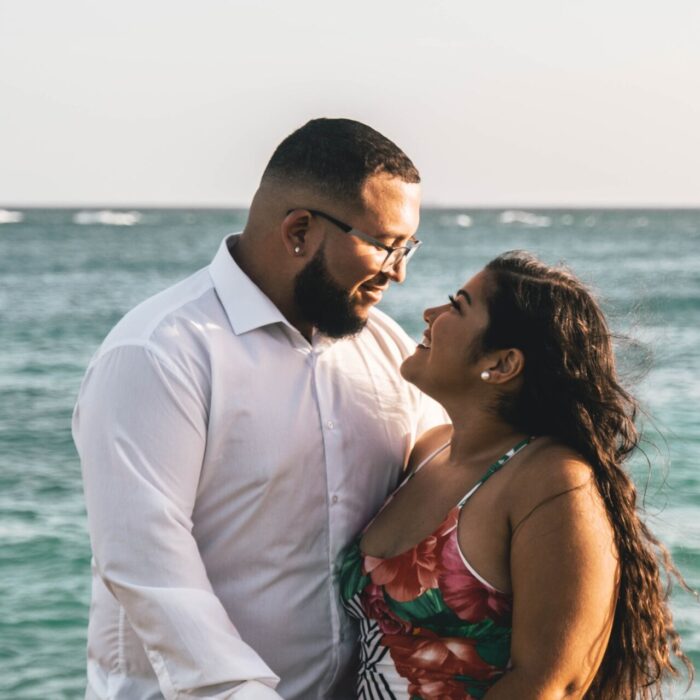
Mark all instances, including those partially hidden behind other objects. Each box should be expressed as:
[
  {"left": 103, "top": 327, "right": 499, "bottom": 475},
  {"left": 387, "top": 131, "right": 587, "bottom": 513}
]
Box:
[{"left": 360, "top": 463, "right": 514, "bottom": 592}]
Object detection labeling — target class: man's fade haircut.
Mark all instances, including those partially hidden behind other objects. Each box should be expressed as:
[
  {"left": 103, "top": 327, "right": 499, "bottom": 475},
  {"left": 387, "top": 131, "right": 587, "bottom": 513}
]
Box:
[{"left": 262, "top": 118, "right": 420, "bottom": 204}]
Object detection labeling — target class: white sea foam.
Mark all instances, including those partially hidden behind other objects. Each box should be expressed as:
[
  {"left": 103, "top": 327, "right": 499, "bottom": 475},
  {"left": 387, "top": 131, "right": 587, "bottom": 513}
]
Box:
[
  {"left": 438, "top": 213, "right": 473, "bottom": 228},
  {"left": 73, "top": 210, "right": 142, "bottom": 226},
  {"left": 0, "top": 209, "right": 24, "bottom": 224},
  {"left": 455, "top": 214, "right": 472, "bottom": 228},
  {"left": 498, "top": 210, "right": 551, "bottom": 227}
]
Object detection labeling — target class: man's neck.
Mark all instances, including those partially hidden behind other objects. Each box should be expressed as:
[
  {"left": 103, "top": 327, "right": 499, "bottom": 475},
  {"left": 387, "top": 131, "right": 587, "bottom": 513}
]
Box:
[{"left": 229, "top": 234, "right": 314, "bottom": 341}]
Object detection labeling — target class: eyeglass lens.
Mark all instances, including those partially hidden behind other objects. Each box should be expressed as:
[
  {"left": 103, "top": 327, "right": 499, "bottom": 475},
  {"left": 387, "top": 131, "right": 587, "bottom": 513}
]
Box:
[{"left": 382, "top": 247, "right": 412, "bottom": 272}]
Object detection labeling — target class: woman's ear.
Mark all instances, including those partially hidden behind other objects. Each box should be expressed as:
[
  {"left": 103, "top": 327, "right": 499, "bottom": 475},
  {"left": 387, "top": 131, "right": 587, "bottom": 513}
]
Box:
[{"left": 485, "top": 348, "right": 525, "bottom": 384}]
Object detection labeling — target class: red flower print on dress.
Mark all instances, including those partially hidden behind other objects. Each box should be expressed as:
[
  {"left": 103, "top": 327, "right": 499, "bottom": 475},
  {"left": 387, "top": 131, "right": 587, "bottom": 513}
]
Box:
[
  {"left": 405, "top": 671, "right": 475, "bottom": 700},
  {"left": 362, "top": 583, "right": 413, "bottom": 635},
  {"left": 363, "top": 515, "right": 455, "bottom": 603},
  {"left": 438, "top": 530, "right": 512, "bottom": 626},
  {"left": 382, "top": 628, "right": 501, "bottom": 699}
]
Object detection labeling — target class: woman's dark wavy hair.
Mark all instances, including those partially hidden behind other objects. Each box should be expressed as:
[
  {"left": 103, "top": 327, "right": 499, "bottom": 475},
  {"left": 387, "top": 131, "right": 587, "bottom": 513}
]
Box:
[{"left": 481, "top": 250, "right": 694, "bottom": 699}]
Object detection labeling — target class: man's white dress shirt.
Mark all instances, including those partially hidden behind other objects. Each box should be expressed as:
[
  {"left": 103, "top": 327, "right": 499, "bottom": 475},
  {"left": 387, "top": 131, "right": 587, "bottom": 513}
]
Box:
[{"left": 73, "top": 235, "right": 446, "bottom": 700}]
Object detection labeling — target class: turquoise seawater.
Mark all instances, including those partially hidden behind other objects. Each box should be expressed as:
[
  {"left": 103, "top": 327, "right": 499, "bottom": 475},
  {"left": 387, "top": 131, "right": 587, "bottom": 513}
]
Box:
[{"left": 1, "top": 208, "right": 698, "bottom": 698}]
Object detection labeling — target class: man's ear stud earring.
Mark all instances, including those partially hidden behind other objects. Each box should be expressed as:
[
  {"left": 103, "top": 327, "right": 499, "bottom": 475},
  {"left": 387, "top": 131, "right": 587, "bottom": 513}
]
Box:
[
  {"left": 294, "top": 246, "right": 302, "bottom": 255},
  {"left": 480, "top": 370, "right": 491, "bottom": 381}
]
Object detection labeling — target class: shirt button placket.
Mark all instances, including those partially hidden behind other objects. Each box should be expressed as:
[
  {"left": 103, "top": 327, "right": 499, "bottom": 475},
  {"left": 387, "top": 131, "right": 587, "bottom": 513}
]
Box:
[{"left": 312, "top": 352, "right": 343, "bottom": 679}]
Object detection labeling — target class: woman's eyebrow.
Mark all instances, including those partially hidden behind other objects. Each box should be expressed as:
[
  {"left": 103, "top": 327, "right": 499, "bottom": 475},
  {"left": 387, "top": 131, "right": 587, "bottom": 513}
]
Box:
[{"left": 456, "top": 289, "right": 472, "bottom": 305}]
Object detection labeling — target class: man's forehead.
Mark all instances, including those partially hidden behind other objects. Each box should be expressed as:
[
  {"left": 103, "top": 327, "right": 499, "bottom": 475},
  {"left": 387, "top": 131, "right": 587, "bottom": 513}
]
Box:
[
  {"left": 360, "top": 173, "right": 421, "bottom": 203},
  {"left": 358, "top": 175, "right": 421, "bottom": 235}
]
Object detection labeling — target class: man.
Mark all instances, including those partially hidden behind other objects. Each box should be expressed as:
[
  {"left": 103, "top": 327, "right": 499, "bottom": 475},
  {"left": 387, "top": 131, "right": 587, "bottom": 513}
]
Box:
[{"left": 73, "top": 118, "right": 445, "bottom": 699}]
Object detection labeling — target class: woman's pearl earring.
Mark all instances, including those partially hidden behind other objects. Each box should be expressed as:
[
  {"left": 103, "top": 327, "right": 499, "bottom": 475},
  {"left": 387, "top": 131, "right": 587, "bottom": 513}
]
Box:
[
  {"left": 480, "top": 370, "right": 491, "bottom": 381},
  {"left": 294, "top": 246, "right": 302, "bottom": 255}
]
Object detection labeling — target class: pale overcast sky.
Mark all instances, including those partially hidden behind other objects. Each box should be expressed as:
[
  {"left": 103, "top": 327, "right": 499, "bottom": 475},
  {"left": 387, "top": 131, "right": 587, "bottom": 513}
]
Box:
[{"left": 1, "top": 0, "right": 699, "bottom": 207}]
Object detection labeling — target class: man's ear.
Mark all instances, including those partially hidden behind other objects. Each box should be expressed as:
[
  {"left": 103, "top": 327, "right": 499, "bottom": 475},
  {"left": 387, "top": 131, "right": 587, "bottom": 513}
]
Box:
[
  {"left": 484, "top": 348, "right": 525, "bottom": 384},
  {"left": 281, "top": 210, "right": 312, "bottom": 258}
]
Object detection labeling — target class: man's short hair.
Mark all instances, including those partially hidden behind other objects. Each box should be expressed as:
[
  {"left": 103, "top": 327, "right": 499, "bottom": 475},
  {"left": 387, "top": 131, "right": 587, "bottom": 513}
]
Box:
[{"left": 262, "top": 118, "right": 420, "bottom": 204}]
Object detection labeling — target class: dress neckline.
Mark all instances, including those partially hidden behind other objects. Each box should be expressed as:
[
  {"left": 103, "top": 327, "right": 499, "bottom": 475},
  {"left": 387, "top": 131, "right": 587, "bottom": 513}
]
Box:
[{"left": 360, "top": 436, "right": 535, "bottom": 562}]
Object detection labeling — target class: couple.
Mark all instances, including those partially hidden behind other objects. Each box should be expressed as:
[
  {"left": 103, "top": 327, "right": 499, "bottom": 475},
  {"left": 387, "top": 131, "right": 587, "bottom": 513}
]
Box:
[{"left": 73, "top": 119, "right": 690, "bottom": 699}]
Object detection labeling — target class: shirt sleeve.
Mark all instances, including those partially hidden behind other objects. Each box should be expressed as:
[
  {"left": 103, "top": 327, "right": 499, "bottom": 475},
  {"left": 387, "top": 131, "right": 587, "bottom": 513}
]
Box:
[{"left": 73, "top": 343, "right": 283, "bottom": 700}]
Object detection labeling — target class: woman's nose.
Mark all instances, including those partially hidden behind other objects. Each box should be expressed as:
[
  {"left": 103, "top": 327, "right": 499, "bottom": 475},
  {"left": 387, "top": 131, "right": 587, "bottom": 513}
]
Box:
[
  {"left": 423, "top": 300, "right": 453, "bottom": 325},
  {"left": 423, "top": 305, "right": 440, "bottom": 325}
]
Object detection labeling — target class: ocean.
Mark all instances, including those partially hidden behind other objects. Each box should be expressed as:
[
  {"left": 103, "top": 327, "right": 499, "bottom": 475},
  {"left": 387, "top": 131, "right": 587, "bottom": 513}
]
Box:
[{"left": 1, "top": 208, "right": 698, "bottom": 699}]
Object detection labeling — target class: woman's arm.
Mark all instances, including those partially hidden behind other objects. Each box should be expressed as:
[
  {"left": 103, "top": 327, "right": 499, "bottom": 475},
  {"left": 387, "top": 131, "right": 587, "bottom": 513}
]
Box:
[{"left": 485, "top": 456, "right": 618, "bottom": 699}]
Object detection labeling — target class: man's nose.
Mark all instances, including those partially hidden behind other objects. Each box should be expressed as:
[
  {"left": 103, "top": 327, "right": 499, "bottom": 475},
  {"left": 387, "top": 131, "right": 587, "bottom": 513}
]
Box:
[{"left": 384, "top": 257, "right": 407, "bottom": 284}]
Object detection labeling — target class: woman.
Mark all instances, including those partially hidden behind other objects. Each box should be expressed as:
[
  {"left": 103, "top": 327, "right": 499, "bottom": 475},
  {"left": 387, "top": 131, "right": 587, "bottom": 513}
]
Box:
[{"left": 338, "top": 251, "right": 693, "bottom": 699}]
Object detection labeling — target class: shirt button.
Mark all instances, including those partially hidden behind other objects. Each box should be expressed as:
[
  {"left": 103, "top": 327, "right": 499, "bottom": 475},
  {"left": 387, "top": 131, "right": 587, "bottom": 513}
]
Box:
[
  {"left": 326, "top": 420, "right": 335, "bottom": 429},
  {"left": 331, "top": 495, "right": 339, "bottom": 504}
]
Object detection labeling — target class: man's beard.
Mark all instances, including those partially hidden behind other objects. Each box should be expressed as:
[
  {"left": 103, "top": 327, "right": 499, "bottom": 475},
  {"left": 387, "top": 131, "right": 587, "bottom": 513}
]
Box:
[{"left": 293, "top": 245, "right": 368, "bottom": 339}]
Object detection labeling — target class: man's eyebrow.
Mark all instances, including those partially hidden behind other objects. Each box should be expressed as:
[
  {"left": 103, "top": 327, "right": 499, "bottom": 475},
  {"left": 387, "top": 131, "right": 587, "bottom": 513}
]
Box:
[
  {"left": 456, "top": 289, "right": 472, "bottom": 305},
  {"left": 373, "top": 231, "right": 415, "bottom": 246}
]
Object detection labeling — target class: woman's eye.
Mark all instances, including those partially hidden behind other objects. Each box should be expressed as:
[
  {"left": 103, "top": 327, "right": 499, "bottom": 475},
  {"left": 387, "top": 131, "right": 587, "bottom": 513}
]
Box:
[{"left": 448, "top": 294, "right": 460, "bottom": 311}]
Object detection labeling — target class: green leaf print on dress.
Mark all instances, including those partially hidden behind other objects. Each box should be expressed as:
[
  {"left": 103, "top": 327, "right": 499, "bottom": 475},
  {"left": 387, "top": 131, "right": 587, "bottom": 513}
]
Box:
[{"left": 338, "top": 540, "right": 369, "bottom": 602}]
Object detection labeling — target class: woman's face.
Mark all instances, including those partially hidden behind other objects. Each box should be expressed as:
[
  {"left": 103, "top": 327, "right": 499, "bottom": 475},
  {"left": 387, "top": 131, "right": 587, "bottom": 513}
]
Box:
[{"left": 400, "top": 269, "right": 492, "bottom": 395}]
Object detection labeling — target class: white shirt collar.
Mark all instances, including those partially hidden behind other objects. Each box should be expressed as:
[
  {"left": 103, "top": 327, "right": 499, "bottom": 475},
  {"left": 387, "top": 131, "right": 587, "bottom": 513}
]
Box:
[
  {"left": 209, "top": 234, "right": 341, "bottom": 352},
  {"left": 209, "top": 233, "right": 294, "bottom": 336}
]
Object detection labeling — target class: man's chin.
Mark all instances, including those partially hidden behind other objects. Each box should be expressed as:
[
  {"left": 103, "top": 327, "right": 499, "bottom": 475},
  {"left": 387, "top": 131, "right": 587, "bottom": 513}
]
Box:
[
  {"left": 314, "top": 300, "right": 368, "bottom": 339},
  {"left": 353, "top": 286, "right": 386, "bottom": 315},
  {"left": 319, "top": 315, "right": 368, "bottom": 339},
  {"left": 351, "top": 301, "right": 373, "bottom": 320},
  {"left": 293, "top": 250, "right": 374, "bottom": 339},
  {"left": 356, "top": 285, "right": 384, "bottom": 306}
]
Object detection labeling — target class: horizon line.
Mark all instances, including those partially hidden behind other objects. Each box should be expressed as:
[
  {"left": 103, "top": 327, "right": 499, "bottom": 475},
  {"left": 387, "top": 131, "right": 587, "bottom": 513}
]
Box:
[{"left": 3, "top": 203, "right": 700, "bottom": 211}]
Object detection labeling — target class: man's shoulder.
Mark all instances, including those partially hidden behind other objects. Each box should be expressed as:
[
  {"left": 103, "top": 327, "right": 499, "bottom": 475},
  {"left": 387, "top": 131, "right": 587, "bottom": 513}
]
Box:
[
  {"left": 99, "top": 266, "right": 219, "bottom": 356},
  {"left": 77, "top": 267, "right": 223, "bottom": 403}
]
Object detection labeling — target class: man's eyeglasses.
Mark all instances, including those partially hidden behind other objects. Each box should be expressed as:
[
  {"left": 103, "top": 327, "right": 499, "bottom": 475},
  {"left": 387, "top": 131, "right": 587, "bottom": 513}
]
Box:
[{"left": 287, "top": 208, "right": 421, "bottom": 274}]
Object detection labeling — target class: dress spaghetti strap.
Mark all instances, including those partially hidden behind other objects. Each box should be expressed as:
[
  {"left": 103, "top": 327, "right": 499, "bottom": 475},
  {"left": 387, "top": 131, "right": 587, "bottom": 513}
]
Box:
[
  {"left": 409, "top": 439, "right": 451, "bottom": 477},
  {"left": 457, "top": 436, "right": 535, "bottom": 509}
]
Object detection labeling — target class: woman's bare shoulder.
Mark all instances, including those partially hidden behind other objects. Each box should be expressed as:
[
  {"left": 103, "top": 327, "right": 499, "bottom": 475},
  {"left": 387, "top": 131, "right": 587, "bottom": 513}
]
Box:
[
  {"left": 506, "top": 439, "right": 617, "bottom": 597},
  {"left": 508, "top": 438, "right": 605, "bottom": 524},
  {"left": 515, "top": 438, "right": 595, "bottom": 487},
  {"left": 405, "top": 424, "right": 452, "bottom": 473}
]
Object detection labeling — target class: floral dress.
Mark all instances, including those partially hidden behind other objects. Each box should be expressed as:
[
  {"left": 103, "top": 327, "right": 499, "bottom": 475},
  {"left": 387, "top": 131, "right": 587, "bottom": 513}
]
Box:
[{"left": 337, "top": 438, "right": 534, "bottom": 700}]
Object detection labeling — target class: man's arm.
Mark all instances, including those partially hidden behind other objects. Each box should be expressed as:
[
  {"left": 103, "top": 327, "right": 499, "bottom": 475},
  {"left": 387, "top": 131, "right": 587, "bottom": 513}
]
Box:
[{"left": 74, "top": 343, "right": 282, "bottom": 699}]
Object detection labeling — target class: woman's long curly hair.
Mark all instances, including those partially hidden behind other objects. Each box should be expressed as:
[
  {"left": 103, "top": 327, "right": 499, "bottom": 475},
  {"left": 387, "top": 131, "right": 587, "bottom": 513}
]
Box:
[{"left": 481, "top": 251, "right": 694, "bottom": 699}]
